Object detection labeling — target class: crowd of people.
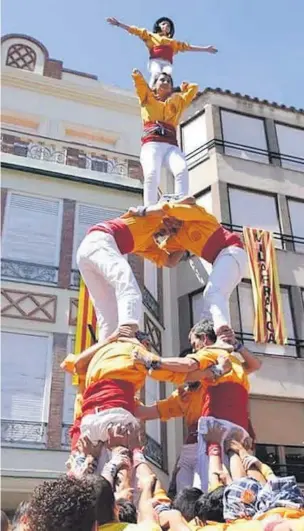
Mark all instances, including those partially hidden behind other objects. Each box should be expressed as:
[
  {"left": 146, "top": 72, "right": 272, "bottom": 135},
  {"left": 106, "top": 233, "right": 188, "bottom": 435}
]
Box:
[{"left": 2, "top": 14, "right": 303, "bottom": 531}]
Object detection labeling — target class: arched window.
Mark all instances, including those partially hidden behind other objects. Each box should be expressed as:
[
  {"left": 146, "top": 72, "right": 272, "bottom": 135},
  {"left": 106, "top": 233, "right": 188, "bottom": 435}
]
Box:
[{"left": 6, "top": 43, "right": 37, "bottom": 71}]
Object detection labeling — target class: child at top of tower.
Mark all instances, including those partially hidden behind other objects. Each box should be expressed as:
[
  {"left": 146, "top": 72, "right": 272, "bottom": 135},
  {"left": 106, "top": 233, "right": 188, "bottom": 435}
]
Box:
[{"left": 106, "top": 15, "right": 218, "bottom": 86}]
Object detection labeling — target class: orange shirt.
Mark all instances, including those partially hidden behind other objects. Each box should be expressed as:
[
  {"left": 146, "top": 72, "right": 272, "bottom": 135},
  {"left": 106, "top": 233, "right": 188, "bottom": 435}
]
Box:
[
  {"left": 161, "top": 203, "right": 242, "bottom": 263},
  {"left": 157, "top": 385, "right": 206, "bottom": 427},
  {"left": 128, "top": 26, "right": 192, "bottom": 56},
  {"left": 188, "top": 347, "right": 250, "bottom": 392},
  {"left": 132, "top": 72, "right": 199, "bottom": 128},
  {"left": 157, "top": 348, "right": 249, "bottom": 428},
  {"left": 90, "top": 211, "right": 170, "bottom": 265}
]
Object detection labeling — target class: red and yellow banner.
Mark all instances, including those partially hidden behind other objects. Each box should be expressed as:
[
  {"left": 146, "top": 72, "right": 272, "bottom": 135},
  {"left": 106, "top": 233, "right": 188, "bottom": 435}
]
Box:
[
  {"left": 243, "top": 227, "right": 287, "bottom": 345},
  {"left": 74, "top": 277, "right": 98, "bottom": 354}
]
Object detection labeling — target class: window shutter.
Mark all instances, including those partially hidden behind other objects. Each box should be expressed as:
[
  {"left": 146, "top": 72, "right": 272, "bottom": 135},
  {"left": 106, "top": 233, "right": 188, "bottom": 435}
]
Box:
[
  {"left": 62, "top": 337, "right": 76, "bottom": 424},
  {"left": 1, "top": 332, "right": 50, "bottom": 422},
  {"left": 73, "top": 203, "right": 124, "bottom": 266},
  {"left": 2, "top": 193, "right": 62, "bottom": 265},
  {"left": 62, "top": 373, "right": 77, "bottom": 424}
]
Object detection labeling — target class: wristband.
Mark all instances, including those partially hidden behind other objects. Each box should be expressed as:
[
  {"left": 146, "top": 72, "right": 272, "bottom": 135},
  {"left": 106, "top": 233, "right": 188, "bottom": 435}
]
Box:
[
  {"left": 146, "top": 356, "right": 162, "bottom": 371},
  {"left": 234, "top": 342, "right": 244, "bottom": 352}
]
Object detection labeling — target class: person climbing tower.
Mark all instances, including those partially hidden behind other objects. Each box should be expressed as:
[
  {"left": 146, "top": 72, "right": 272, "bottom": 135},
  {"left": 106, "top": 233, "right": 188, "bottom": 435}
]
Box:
[{"left": 107, "top": 16, "right": 217, "bottom": 86}]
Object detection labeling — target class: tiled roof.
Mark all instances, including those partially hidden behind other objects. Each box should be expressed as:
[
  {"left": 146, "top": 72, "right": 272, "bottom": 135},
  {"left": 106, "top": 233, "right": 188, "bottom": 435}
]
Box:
[{"left": 196, "top": 87, "right": 304, "bottom": 114}]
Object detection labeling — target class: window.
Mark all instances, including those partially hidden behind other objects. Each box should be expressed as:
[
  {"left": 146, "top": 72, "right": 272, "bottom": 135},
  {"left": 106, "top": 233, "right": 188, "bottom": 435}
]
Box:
[
  {"left": 275, "top": 124, "right": 304, "bottom": 173},
  {"left": 196, "top": 189, "right": 213, "bottom": 213},
  {"left": 284, "top": 446, "right": 304, "bottom": 483},
  {"left": 228, "top": 187, "right": 282, "bottom": 248},
  {"left": 237, "top": 282, "right": 297, "bottom": 357},
  {"left": 1, "top": 192, "right": 63, "bottom": 283},
  {"left": 91, "top": 156, "right": 108, "bottom": 173},
  {"left": 1, "top": 331, "right": 52, "bottom": 445},
  {"left": 181, "top": 113, "right": 207, "bottom": 162},
  {"left": 255, "top": 445, "right": 282, "bottom": 476},
  {"left": 6, "top": 43, "right": 37, "bottom": 71},
  {"left": 72, "top": 203, "right": 124, "bottom": 268},
  {"left": 287, "top": 199, "right": 304, "bottom": 253},
  {"left": 190, "top": 290, "right": 211, "bottom": 325},
  {"left": 221, "top": 110, "right": 269, "bottom": 163},
  {"left": 145, "top": 378, "right": 161, "bottom": 444}
]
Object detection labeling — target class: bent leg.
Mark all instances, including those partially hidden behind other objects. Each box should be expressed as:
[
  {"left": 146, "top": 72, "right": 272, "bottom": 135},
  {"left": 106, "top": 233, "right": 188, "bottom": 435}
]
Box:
[{"left": 203, "top": 247, "right": 247, "bottom": 331}]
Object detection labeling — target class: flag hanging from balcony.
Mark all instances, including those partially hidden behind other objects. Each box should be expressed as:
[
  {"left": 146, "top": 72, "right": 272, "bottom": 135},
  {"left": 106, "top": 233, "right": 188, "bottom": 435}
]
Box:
[
  {"left": 74, "top": 276, "right": 98, "bottom": 354},
  {"left": 243, "top": 227, "right": 287, "bottom": 345}
]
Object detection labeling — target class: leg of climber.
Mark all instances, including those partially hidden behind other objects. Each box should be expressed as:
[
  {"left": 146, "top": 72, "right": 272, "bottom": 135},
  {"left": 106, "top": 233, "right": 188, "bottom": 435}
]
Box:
[
  {"left": 77, "top": 231, "right": 141, "bottom": 341},
  {"left": 202, "top": 246, "right": 247, "bottom": 333},
  {"left": 165, "top": 145, "right": 189, "bottom": 198}
]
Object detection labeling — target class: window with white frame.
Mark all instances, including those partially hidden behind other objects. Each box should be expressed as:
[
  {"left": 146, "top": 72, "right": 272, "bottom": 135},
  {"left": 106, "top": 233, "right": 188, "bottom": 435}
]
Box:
[
  {"left": 221, "top": 110, "right": 269, "bottom": 164},
  {"left": 287, "top": 199, "right": 304, "bottom": 253},
  {"left": 228, "top": 187, "right": 282, "bottom": 248},
  {"left": 237, "top": 282, "right": 297, "bottom": 357},
  {"left": 275, "top": 124, "right": 304, "bottom": 173},
  {"left": 181, "top": 113, "right": 207, "bottom": 161},
  {"left": 1, "top": 331, "right": 52, "bottom": 444},
  {"left": 72, "top": 203, "right": 124, "bottom": 268},
  {"left": 1, "top": 192, "right": 63, "bottom": 283}
]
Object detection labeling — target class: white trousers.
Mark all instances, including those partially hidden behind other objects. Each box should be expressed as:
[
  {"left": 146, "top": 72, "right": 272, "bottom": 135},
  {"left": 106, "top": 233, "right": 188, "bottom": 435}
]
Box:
[
  {"left": 140, "top": 142, "right": 189, "bottom": 206},
  {"left": 201, "top": 246, "right": 248, "bottom": 331},
  {"left": 176, "top": 443, "right": 198, "bottom": 491},
  {"left": 148, "top": 58, "right": 173, "bottom": 87},
  {"left": 76, "top": 231, "right": 142, "bottom": 341},
  {"left": 81, "top": 408, "right": 139, "bottom": 474},
  {"left": 194, "top": 416, "right": 249, "bottom": 492}
]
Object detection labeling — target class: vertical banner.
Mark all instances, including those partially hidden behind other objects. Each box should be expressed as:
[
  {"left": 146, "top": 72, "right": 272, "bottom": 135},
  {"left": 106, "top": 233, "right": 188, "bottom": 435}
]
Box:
[
  {"left": 75, "top": 277, "right": 98, "bottom": 354},
  {"left": 243, "top": 227, "right": 287, "bottom": 345},
  {"left": 73, "top": 277, "right": 98, "bottom": 385}
]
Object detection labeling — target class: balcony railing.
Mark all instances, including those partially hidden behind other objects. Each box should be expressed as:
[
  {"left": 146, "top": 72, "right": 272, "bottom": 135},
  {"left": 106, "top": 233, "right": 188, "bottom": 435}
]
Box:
[
  {"left": 1, "top": 419, "right": 47, "bottom": 447},
  {"left": 144, "top": 434, "right": 163, "bottom": 469},
  {"left": 1, "top": 258, "right": 59, "bottom": 285},
  {"left": 143, "top": 286, "right": 161, "bottom": 323},
  {"left": 185, "top": 138, "right": 304, "bottom": 173},
  {"left": 222, "top": 223, "right": 304, "bottom": 253},
  {"left": 1, "top": 132, "right": 143, "bottom": 182}
]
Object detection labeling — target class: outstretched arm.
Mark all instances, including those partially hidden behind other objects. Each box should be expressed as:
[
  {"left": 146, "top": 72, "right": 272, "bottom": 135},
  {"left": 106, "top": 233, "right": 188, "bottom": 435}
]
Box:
[
  {"left": 188, "top": 44, "right": 218, "bottom": 53},
  {"left": 107, "top": 17, "right": 151, "bottom": 42},
  {"left": 107, "top": 17, "right": 132, "bottom": 31}
]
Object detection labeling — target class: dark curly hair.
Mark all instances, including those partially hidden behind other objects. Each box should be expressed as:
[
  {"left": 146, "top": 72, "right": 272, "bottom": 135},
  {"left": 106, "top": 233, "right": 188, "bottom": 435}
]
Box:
[
  {"left": 27, "top": 475, "right": 97, "bottom": 531},
  {"left": 173, "top": 487, "right": 202, "bottom": 522},
  {"left": 117, "top": 499, "right": 137, "bottom": 524},
  {"left": 195, "top": 487, "right": 225, "bottom": 523}
]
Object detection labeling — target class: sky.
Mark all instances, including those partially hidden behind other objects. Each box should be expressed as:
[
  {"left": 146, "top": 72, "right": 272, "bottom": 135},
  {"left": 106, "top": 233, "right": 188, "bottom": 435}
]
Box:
[{"left": 2, "top": 0, "right": 304, "bottom": 108}]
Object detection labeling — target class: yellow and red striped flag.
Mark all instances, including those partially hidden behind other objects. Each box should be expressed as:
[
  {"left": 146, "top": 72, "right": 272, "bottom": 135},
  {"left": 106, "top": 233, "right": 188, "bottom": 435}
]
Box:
[
  {"left": 243, "top": 227, "right": 287, "bottom": 345},
  {"left": 72, "top": 277, "right": 98, "bottom": 386},
  {"left": 74, "top": 277, "right": 98, "bottom": 354}
]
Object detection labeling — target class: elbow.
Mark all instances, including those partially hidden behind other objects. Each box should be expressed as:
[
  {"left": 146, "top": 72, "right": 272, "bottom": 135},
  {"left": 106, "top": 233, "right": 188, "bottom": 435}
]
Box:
[
  {"left": 246, "top": 357, "right": 262, "bottom": 374},
  {"left": 255, "top": 357, "right": 263, "bottom": 371}
]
